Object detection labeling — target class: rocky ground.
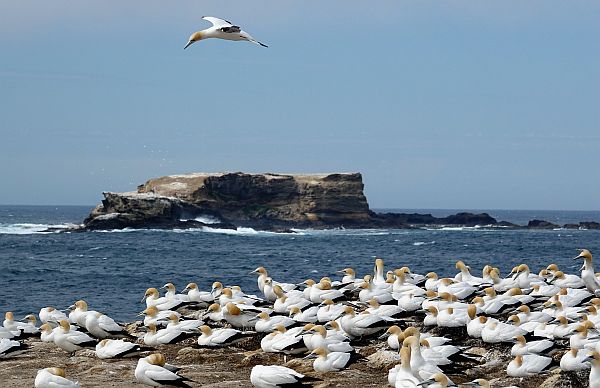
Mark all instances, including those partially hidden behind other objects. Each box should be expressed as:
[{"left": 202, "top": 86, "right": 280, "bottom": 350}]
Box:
[{"left": 0, "top": 322, "right": 591, "bottom": 387}]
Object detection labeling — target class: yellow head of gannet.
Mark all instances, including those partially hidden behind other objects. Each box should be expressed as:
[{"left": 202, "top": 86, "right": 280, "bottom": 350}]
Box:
[
  {"left": 425, "top": 290, "right": 438, "bottom": 299},
  {"left": 464, "top": 379, "right": 491, "bottom": 388},
  {"left": 141, "top": 306, "right": 159, "bottom": 317},
  {"left": 147, "top": 324, "right": 157, "bottom": 334},
  {"left": 516, "top": 305, "right": 531, "bottom": 314},
  {"left": 483, "top": 287, "right": 497, "bottom": 298},
  {"left": 456, "top": 260, "right": 470, "bottom": 272},
  {"left": 221, "top": 288, "right": 233, "bottom": 298},
  {"left": 303, "top": 279, "right": 316, "bottom": 287},
  {"left": 183, "top": 282, "right": 198, "bottom": 292},
  {"left": 575, "top": 249, "right": 593, "bottom": 261},
  {"left": 185, "top": 31, "right": 206, "bottom": 49},
  {"left": 257, "top": 312, "right": 270, "bottom": 321},
  {"left": 5, "top": 311, "right": 14, "bottom": 321},
  {"left": 368, "top": 299, "right": 381, "bottom": 309},
  {"left": 211, "top": 282, "right": 223, "bottom": 293},
  {"left": 46, "top": 368, "right": 67, "bottom": 378},
  {"left": 58, "top": 320, "right": 71, "bottom": 331},
  {"left": 426, "top": 272, "right": 438, "bottom": 280},
  {"left": 162, "top": 283, "right": 176, "bottom": 292},
  {"left": 386, "top": 325, "right": 402, "bottom": 336},
  {"left": 507, "top": 315, "right": 521, "bottom": 325},
  {"left": 225, "top": 303, "right": 242, "bottom": 316},
  {"left": 251, "top": 266, "right": 268, "bottom": 275},
  {"left": 338, "top": 268, "right": 355, "bottom": 276},
  {"left": 147, "top": 353, "right": 167, "bottom": 366},
  {"left": 207, "top": 303, "right": 221, "bottom": 313},
  {"left": 39, "top": 323, "right": 52, "bottom": 333},
  {"left": 467, "top": 304, "right": 477, "bottom": 320},
  {"left": 142, "top": 288, "right": 159, "bottom": 302},
  {"left": 426, "top": 306, "right": 439, "bottom": 316},
  {"left": 403, "top": 327, "right": 420, "bottom": 339},
  {"left": 199, "top": 325, "right": 212, "bottom": 335}
]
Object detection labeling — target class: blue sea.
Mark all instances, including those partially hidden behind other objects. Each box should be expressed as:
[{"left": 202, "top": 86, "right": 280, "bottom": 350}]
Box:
[{"left": 1, "top": 205, "right": 600, "bottom": 322}]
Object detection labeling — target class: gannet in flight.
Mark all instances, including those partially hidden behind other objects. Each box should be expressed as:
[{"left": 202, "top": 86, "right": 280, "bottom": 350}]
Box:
[{"left": 184, "top": 16, "right": 268, "bottom": 49}]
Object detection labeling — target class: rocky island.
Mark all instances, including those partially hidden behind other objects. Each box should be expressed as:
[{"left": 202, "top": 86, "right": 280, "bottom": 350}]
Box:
[
  {"left": 79, "top": 171, "right": 599, "bottom": 232},
  {"left": 81, "top": 172, "right": 498, "bottom": 231}
]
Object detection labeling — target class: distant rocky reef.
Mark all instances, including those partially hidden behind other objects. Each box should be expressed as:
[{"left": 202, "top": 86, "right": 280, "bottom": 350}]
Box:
[{"left": 78, "top": 172, "right": 599, "bottom": 232}]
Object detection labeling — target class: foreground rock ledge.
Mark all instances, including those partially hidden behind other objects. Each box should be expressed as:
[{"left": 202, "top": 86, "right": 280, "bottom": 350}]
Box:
[{"left": 81, "top": 172, "right": 498, "bottom": 231}]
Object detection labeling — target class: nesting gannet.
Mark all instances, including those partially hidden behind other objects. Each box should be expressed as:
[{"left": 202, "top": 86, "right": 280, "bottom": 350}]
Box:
[
  {"left": 316, "top": 299, "right": 346, "bottom": 323},
  {"left": 304, "top": 325, "right": 353, "bottom": 353},
  {"left": 402, "top": 336, "right": 445, "bottom": 380},
  {"left": 166, "top": 313, "right": 203, "bottom": 333},
  {"left": 84, "top": 312, "right": 128, "bottom": 339},
  {"left": 184, "top": 16, "right": 268, "bottom": 49},
  {"left": 250, "top": 364, "right": 317, "bottom": 387},
  {"left": 255, "top": 312, "right": 296, "bottom": 333},
  {"left": 337, "top": 306, "right": 389, "bottom": 339},
  {"left": 417, "top": 373, "right": 455, "bottom": 388},
  {"left": 307, "top": 347, "right": 353, "bottom": 372},
  {"left": 39, "top": 323, "right": 56, "bottom": 343},
  {"left": 0, "top": 338, "right": 28, "bottom": 358},
  {"left": 289, "top": 306, "right": 318, "bottom": 324},
  {"left": 510, "top": 335, "right": 556, "bottom": 356},
  {"left": 68, "top": 300, "right": 97, "bottom": 327},
  {"left": 548, "top": 271, "right": 585, "bottom": 289},
  {"left": 53, "top": 320, "right": 96, "bottom": 355},
  {"left": 436, "top": 308, "right": 469, "bottom": 328},
  {"left": 436, "top": 278, "right": 477, "bottom": 300},
  {"left": 135, "top": 353, "right": 191, "bottom": 387},
  {"left": 197, "top": 325, "right": 252, "bottom": 347},
  {"left": 142, "top": 288, "right": 184, "bottom": 311},
  {"left": 481, "top": 320, "right": 526, "bottom": 344},
  {"left": 140, "top": 306, "right": 180, "bottom": 327},
  {"left": 204, "top": 303, "right": 225, "bottom": 323},
  {"left": 366, "top": 299, "right": 406, "bottom": 320},
  {"left": 34, "top": 367, "right": 80, "bottom": 388},
  {"left": 39, "top": 307, "right": 68, "bottom": 324},
  {"left": 461, "top": 379, "right": 490, "bottom": 388},
  {"left": 425, "top": 272, "right": 441, "bottom": 292},
  {"left": 506, "top": 354, "right": 554, "bottom": 377},
  {"left": 182, "top": 282, "right": 214, "bottom": 307},
  {"left": 223, "top": 302, "right": 259, "bottom": 329},
  {"left": 96, "top": 339, "right": 151, "bottom": 359},
  {"left": 560, "top": 347, "right": 591, "bottom": 371},
  {"left": 143, "top": 323, "right": 194, "bottom": 346},
  {"left": 19, "top": 314, "right": 40, "bottom": 335},
  {"left": 261, "top": 325, "right": 307, "bottom": 355}
]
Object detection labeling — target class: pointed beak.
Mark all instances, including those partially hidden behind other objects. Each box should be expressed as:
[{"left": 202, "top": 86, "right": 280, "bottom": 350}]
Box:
[
  {"left": 304, "top": 353, "right": 317, "bottom": 360},
  {"left": 378, "top": 332, "right": 390, "bottom": 340},
  {"left": 184, "top": 40, "right": 194, "bottom": 50}
]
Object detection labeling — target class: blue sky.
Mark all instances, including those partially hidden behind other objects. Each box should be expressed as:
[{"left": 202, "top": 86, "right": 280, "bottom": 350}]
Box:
[{"left": 1, "top": 1, "right": 599, "bottom": 210}]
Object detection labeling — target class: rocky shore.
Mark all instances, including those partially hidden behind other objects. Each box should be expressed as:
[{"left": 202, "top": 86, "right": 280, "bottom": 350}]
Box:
[
  {"left": 0, "top": 320, "right": 590, "bottom": 387},
  {"left": 75, "top": 172, "right": 600, "bottom": 232}
]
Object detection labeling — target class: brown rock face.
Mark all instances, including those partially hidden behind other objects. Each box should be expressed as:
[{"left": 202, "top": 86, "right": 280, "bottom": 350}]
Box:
[{"left": 84, "top": 172, "right": 372, "bottom": 230}]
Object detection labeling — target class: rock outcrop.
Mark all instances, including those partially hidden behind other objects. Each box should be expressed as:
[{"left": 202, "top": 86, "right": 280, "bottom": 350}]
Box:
[
  {"left": 84, "top": 172, "right": 373, "bottom": 230},
  {"left": 82, "top": 171, "right": 506, "bottom": 231}
]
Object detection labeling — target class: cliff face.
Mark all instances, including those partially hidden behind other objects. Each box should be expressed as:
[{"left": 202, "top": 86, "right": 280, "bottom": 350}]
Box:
[{"left": 84, "top": 172, "right": 372, "bottom": 230}]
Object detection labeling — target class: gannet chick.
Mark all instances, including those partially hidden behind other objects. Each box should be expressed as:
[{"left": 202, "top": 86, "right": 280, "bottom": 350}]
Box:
[
  {"left": 307, "top": 347, "right": 352, "bottom": 372},
  {"left": 507, "top": 354, "right": 554, "bottom": 376},
  {"left": 39, "top": 307, "right": 68, "bottom": 324},
  {"left": 0, "top": 338, "right": 29, "bottom": 358},
  {"left": 96, "top": 339, "right": 151, "bottom": 359},
  {"left": 53, "top": 320, "right": 96, "bottom": 355},
  {"left": 184, "top": 16, "right": 268, "bottom": 49},
  {"left": 135, "top": 353, "right": 191, "bottom": 387},
  {"left": 34, "top": 367, "right": 80, "bottom": 388}
]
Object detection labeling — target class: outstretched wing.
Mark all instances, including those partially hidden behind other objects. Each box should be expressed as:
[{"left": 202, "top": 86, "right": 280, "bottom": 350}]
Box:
[
  {"left": 202, "top": 16, "right": 233, "bottom": 28},
  {"left": 220, "top": 26, "right": 241, "bottom": 33}
]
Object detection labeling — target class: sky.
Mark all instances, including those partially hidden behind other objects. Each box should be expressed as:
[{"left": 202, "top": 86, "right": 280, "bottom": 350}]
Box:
[{"left": 1, "top": 1, "right": 599, "bottom": 210}]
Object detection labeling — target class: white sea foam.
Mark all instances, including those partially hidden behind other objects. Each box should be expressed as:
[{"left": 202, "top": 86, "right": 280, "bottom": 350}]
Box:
[
  {"left": 0, "top": 223, "right": 77, "bottom": 235},
  {"left": 412, "top": 241, "right": 436, "bottom": 246},
  {"left": 179, "top": 215, "right": 221, "bottom": 224}
]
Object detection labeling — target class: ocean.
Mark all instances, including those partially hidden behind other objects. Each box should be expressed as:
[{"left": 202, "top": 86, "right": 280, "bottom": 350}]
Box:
[{"left": 1, "top": 205, "right": 600, "bottom": 322}]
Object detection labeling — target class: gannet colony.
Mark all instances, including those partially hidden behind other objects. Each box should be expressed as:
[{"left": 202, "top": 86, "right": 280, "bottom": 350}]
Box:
[{"left": 1, "top": 250, "right": 599, "bottom": 387}]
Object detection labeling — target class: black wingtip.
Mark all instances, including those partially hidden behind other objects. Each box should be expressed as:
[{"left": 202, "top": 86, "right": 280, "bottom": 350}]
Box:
[{"left": 259, "top": 42, "right": 268, "bottom": 48}]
